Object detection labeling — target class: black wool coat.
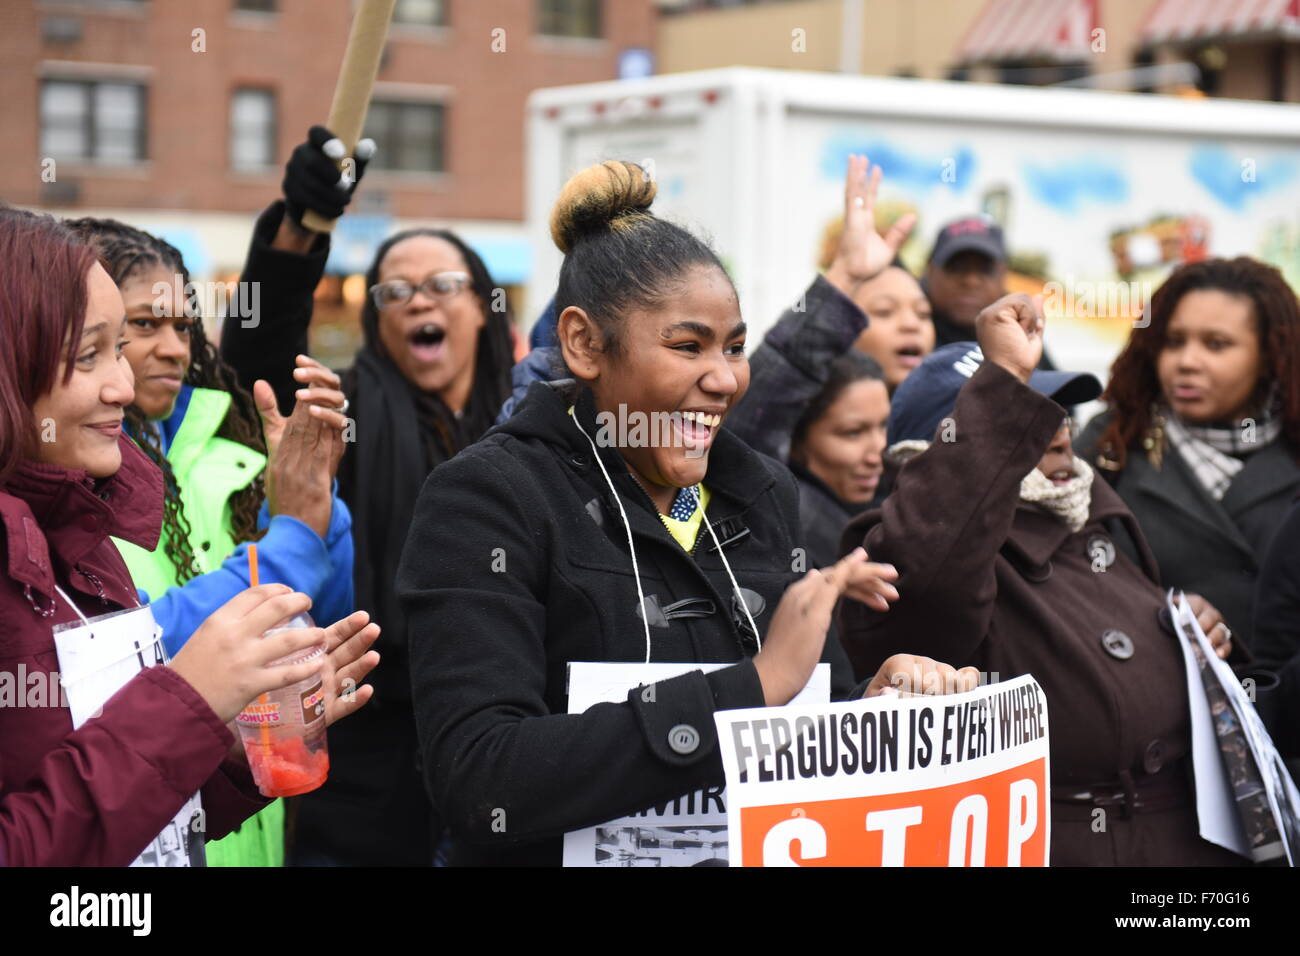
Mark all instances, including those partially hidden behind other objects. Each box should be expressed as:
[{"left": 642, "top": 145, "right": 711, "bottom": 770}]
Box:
[
  {"left": 1077, "top": 411, "right": 1300, "bottom": 656},
  {"left": 838, "top": 361, "right": 1243, "bottom": 866},
  {"left": 1253, "top": 498, "right": 1300, "bottom": 759},
  {"left": 222, "top": 202, "right": 441, "bottom": 864},
  {"left": 398, "top": 382, "right": 865, "bottom": 866}
]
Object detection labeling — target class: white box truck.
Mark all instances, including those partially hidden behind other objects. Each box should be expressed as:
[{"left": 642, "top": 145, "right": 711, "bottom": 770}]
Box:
[{"left": 526, "top": 67, "right": 1300, "bottom": 379}]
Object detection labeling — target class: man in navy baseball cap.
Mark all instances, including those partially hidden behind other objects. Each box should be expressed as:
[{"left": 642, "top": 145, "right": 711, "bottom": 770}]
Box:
[
  {"left": 923, "top": 216, "right": 1056, "bottom": 369},
  {"left": 887, "top": 340, "right": 1100, "bottom": 448}
]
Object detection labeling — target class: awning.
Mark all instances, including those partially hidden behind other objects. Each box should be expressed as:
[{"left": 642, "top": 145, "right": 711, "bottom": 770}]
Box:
[
  {"left": 323, "top": 218, "right": 533, "bottom": 284},
  {"left": 1141, "top": 0, "right": 1300, "bottom": 45},
  {"left": 465, "top": 236, "right": 533, "bottom": 286},
  {"left": 956, "top": 0, "right": 1099, "bottom": 64}
]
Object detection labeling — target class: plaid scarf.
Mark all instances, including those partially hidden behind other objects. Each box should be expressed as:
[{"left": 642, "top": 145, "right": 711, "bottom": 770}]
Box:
[{"left": 1160, "top": 404, "right": 1282, "bottom": 501}]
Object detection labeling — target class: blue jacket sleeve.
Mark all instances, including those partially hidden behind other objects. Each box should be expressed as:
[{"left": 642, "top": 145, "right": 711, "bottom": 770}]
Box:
[
  {"left": 145, "top": 489, "right": 354, "bottom": 655},
  {"left": 312, "top": 492, "right": 355, "bottom": 630}
]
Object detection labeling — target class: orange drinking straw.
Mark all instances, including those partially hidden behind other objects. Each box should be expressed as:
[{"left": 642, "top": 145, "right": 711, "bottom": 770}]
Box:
[{"left": 248, "top": 545, "right": 271, "bottom": 748}]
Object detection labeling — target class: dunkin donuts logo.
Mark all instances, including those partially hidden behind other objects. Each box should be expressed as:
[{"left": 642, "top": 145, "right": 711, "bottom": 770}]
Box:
[
  {"left": 301, "top": 680, "right": 326, "bottom": 724},
  {"left": 236, "top": 701, "right": 281, "bottom": 725}
]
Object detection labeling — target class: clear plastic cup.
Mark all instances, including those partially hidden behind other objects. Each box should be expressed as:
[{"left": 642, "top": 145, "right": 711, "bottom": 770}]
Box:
[{"left": 235, "top": 612, "right": 330, "bottom": 797}]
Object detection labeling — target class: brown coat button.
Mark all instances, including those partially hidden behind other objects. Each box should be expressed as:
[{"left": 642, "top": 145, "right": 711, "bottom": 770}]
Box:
[
  {"left": 1101, "top": 629, "right": 1134, "bottom": 660},
  {"left": 1143, "top": 739, "right": 1164, "bottom": 775}
]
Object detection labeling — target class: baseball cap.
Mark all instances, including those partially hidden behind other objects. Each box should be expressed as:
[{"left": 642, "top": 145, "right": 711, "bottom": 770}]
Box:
[
  {"left": 928, "top": 216, "right": 1007, "bottom": 269},
  {"left": 887, "top": 341, "right": 1102, "bottom": 447}
]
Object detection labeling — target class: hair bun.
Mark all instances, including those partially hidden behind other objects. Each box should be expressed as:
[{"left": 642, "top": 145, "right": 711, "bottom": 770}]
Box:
[{"left": 549, "top": 160, "right": 657, "bottom": 254}]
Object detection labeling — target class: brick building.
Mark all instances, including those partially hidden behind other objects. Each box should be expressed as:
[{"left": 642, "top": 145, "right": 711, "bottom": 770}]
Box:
[{"left": 0, "top": 0, "right": 655, "bottom": 344}]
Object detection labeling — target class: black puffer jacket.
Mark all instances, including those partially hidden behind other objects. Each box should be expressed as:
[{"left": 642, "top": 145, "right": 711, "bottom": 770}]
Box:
[{"left": 398, "top": 382, "right": 866, "bottom": 866}]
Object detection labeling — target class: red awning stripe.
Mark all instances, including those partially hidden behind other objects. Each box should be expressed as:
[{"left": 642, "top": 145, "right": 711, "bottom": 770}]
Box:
[
  {"left": 1141, "top": 0, "right": 1300, "bottom": 43},
  {"left": 957, "top": 0, "right": 1098, "bottom": 64}
]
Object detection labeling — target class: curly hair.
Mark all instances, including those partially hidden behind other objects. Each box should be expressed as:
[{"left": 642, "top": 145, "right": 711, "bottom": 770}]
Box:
[
  {"left": 1096, "top": 256, "right": 1300, "bottom": 470},
  {"left": 64, "top": 218, "right": 268, "bottom": 583}
]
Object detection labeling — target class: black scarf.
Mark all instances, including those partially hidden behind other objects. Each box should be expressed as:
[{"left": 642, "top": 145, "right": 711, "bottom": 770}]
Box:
[{"left": 339, "top": 345, "right": 479, "bottom": 704}]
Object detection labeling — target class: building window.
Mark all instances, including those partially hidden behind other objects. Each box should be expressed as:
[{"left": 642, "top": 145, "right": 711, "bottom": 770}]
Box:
[
  {"left": 363, "top": 100, "right": 445, "bottom": 172},
  {"left": 235, "top": 0, "right": 276, "bottom": 12},
  {"left": 394, "top": 0, "right": 447, "bottom": 26},
  {"left": 537, "top": 0, "right": 601, "bottom": 39},
  {"left": 40, "top": 78, "right": 146, "bottom": 163},
  {"left": 230, "top": 89, "right": 276, "bottom": 171}
]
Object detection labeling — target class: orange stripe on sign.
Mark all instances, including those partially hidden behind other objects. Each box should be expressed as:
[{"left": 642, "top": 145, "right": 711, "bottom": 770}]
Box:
[{"left": 738, "top": 758, "right": 1049, "bottom": 867}]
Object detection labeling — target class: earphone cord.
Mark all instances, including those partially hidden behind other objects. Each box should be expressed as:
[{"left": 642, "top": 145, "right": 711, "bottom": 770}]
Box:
[
  {"left": 571, "top": 416, "right": 763, "bottom": 660},
  {"left": 572, "top": 414, "right": 654, "bottom": 664},
  {"left": 690, "top": 485, "right": 762, "bottom": 652}
]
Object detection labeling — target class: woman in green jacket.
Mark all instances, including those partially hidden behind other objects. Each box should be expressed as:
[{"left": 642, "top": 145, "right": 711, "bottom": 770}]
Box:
[{"left": 68, "top": 217, "right": 356, "bottom": 867}]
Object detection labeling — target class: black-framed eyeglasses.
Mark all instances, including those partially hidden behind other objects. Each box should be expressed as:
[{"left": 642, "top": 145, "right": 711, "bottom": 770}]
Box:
[{"left": 369, "top": 272, "right": 470, "bottom": 310}]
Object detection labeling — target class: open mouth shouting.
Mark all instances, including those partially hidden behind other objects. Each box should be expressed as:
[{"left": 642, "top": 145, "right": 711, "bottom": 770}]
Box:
[
  {"left": 894, "top": 343, "right": 925, "bottom": 370},
  {"left": 408, "top": 322, "right": 448, "bottom": 363}
]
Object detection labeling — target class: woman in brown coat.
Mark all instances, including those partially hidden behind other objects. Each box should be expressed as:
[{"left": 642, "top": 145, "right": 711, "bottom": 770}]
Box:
[{"left": 838, "top": 294, "right": 1245, "bottom": 866}]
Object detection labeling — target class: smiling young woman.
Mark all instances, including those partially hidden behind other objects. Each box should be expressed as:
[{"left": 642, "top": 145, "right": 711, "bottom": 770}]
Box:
[
  {"left": 25, "top": 268, "right": 134, "bottom": 478},
  {"left": 1078, "top": 257, "right": 1300, "bottom": 656},
  {"left": 396, "top": 160, "right": 976, "bottom": 867}
]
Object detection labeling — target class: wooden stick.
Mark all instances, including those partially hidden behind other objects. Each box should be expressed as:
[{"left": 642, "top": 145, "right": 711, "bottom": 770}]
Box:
[{"left": 301, "top": 0, "right": 397, "bottom": 233}]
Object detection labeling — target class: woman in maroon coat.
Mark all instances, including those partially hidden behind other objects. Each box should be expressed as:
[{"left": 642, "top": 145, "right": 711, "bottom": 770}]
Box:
[{"left": 0, "top": 210, "right": 380, "bottom": 866}]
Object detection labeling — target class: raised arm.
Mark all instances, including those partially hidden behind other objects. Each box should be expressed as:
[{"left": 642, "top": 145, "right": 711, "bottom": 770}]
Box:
[
  {"left": 727, "top": 276, "right": 868, "bottom": 461},
  {"left": 839, "top": 295, "right": 1064, "bottom": 676},
  {"left": 220, "top": 127, "right": 372, "bottom": 414},
  {"left": 729, "top": 155, "right": 913, "bottom": 461}
]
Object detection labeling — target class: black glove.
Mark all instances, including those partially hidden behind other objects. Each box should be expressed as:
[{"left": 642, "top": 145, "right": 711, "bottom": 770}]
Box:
[{"left": 282, "top": 125, "right": 376, "bottom": 228}]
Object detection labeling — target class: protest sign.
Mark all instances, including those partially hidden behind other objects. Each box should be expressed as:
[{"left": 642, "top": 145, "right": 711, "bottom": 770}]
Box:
[
  {"left": 715, "top": 674, "right": 1050, "bottom": 866},
  {"left": 561, "top": 661, "right": 830, "bottom": 867},
  {"left": 1169, "top": 591, "right": 1300, "bottom": 865},
  {"left": 54, "top": 603, "right": 206, "bottom": 867}
]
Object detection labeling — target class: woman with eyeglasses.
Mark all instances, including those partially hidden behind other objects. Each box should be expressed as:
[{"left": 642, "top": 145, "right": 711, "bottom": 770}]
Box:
[{"left": 219, "top": 129, "right": 514, "bottom": 865}]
